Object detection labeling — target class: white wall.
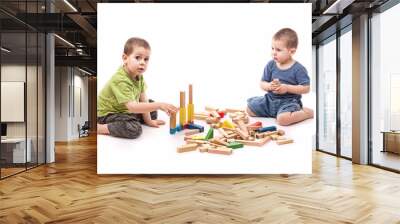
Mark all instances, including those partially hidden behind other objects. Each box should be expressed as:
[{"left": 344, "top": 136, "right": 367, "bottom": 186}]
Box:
[{"left": 55, "top": 67, "right": 89, "bottom": 141}]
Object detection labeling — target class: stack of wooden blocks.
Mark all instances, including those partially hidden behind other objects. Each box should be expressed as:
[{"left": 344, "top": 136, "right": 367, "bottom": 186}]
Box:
[{"left": 177, "top": 107, "right": 294, "bottom": 155}]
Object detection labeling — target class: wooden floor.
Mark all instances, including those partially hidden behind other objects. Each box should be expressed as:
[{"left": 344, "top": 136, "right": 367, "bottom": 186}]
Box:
[{"left": 1, "top": 135, "right": 400, "bottom": 223}]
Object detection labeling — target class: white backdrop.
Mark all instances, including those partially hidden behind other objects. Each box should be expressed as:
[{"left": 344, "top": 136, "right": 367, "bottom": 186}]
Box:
[
  {"left": 98, "top": 3, "right": 311, "bottom": 109},
  {"left": 97, "top": 3, "right": 313, "bottom": 174}
]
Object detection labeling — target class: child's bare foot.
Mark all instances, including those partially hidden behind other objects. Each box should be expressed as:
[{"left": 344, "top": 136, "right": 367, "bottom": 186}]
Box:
[
  {"left": 97, "top": 123, "right": 110, "bottom": 135},
  {"left": 303, "top": 107, "right": 314, "bottom": 119},
  {"left": 246, "top": 107, "right": 257, "bottom": 117}
]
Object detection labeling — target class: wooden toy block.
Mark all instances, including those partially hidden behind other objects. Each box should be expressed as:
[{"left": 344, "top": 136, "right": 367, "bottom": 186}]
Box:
[
  {"left": 211, "top": 123, "right": 221, "bottom": 129},
  {"left": 198, "top": 144, "right": 211, "bottom": 153},
  {"left": 205, "top": 106, "right": 217, "bottom": 111},
  {"left": 217, "top": 128, "right": 229, "bottom": 138},
  {"left": 184, "top": 129, "right": 200, "bottom": 136},
  {"left": 247, "top": 125, "right": 260, "bottom": 131},
  {"left": 226, "top": 133, "right": 239, "bottom": 139},
  {"left": 225, "top": 130, "right": 234, "bottom": 134},
  {"left": 175, "top": 124, "right": 183, "bottom": 132},
  {"left": 226, "top": 138, "right": 236, "bottom": 143},
  {"left": 191, "top": 135, "right": 205, "bottom": 140},
  {"left": 271, "top": 134, "right": 279, "bottom": 140},
  {"left": 169, "top": 112, "right": 177, "bottom": 134},
  {"left": 234, "top": 139, "right": 261, "bottom": 146},
  {"left": 187, "top": 103, "right": 194, "bottom": 123},
  {"left": 277, "top": 136, "right": 286, "bottom": 140},
  {"left": 206, "top": 117, "right": 219, "bottom": 124},
  {"left": 186, "top": 139, "right": 208, "bottom": 144},
  {"left": 255, "top": 130, "right": 278, "bottom": 138},
  {"left": 184, "top": 135, "right": 202, "bottom": 140},
  {"left": 235, "top": 128, "right": 249, "bottom": 140},
  {"left": 249, "top": 121, "right": 262, "bottom": 127},
  {"left": 257, "top": 136, "right": 272, "bottom": 146},
  {"left": 256, "top": 126, "right": 277, "bottom": 133},
  {"left": 210, "top": 111, "right": 221, "bottom": 118},
  {"left": 227, "top": 142, "right": 244, "bottom": 149},
  {"left": 179, "top": 91, "right": 186, "bottom": 126},
  {"left": 194, "top": 114, "right": 208, "bottom": 120},
  {"left": 217, "top": 111, "right": 225, "bottom": 118},
  {"left": 208, "top": 146, "right": 232, "bottom": 155},
  {"left": 235, "top": 136, "right": 271, "bottom": 147},
  {"left": 210, "top": 138, "right": 229, "bottom": 146},
  {"left": 187, "top": 84, "right": 194, "bottom": 123},
  {"left": 234, "top": 119, "right": 249, "bottom": 135},
  {"left": 186, "top": 123, "right": 204, "bottom": 132},
  {"left": 276, "top": 139, "right": 294, "bottom": 145},
  {"left": 205, "top": 128, "right": 214, "bottom": 140},
  {"left": 277, "top": 129, "right": 285, "bottom": 136},
  {"left": 221, "top": 120, "right": 236, "bottom": 129},
  {"left": 177, "top": 143, "right": 198, "bottom": 153},
  {"left": 225, "top": 108, "right": 245, "bottom": 113}
]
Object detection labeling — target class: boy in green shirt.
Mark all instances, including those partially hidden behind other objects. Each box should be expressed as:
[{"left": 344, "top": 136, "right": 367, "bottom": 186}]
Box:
[{"left": 97, "top": 37, "right": 178, "bottom": 139}]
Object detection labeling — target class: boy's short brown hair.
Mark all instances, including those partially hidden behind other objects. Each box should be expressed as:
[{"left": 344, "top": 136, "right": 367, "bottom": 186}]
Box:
[
  {"left": 123, "top": 37, "right": 151, "bottom": 55},
  {"left": 273, "top": 28, "right": 298, "bottom": 49}
]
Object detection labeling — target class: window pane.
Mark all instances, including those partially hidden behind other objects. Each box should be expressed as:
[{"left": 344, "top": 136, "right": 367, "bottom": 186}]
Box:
[
  {"left": 371, "top": 4, "right": 400, "bottom": 171},
  {"left": 318, "top": 38, "right": 337, "bottom": 154},
  {"left": 340, "top": 29, "right": 352, "bottom": 158}
]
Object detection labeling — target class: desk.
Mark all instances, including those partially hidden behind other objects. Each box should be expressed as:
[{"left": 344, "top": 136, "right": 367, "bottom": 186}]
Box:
[
  {"left": 1, "top": 138, "right": 31, "bottom": 163},
  {"left": 381, "top": 131, "right": 400, "bottom": 154}
]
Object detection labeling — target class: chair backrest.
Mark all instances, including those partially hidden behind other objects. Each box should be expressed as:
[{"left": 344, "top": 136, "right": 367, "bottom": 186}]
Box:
[{"left": 82, "top": 121, "right": 90, "bottom": 130}]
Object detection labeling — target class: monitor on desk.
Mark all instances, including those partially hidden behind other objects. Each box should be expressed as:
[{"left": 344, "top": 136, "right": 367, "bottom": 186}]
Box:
[{"left": 1, "top": 123, "right": 7, "bottom": 139}]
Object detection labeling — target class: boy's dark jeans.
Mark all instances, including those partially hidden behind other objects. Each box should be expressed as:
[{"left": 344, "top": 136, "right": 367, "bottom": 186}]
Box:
[{"left": 97, "top": 99, "right": 157, "bottom": 139}]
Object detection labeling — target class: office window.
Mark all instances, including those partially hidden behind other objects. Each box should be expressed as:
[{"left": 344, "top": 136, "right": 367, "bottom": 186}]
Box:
[
  {"left": 371, "top": 3, "right": 400, "bottom": 171},
  {"left": 339, "top": 28, "right": 352, "bottom": 158},
  {"left": 1, "top": 26, "right": 28, "bottom": 178},
  {"left": 0, "top": 1, "right": 46, "bottom": 179},
  {"left": 317, "top": 36, "right": 337, "bottom": 155}
]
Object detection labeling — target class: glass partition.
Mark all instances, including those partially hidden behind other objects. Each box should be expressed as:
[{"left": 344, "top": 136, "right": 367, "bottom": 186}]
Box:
[
  {"left": 317, "top": 36, "right": 337, "bottom": 155},
  {"left": 339, "top": 28, "right": 352, "bottom": 158}
]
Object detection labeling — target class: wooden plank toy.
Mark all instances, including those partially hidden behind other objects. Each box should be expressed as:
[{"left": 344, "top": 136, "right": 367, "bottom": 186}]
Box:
[
  {"left": 208, "top": 146, "right": 232, "bottom": 155},
  {"left": 185, "top": 123, "right": 204, "bottom": 132},
  {"left": 276, "top": 139, "right": 294, "bottom": 145},
  {"left": 256, "top": 126, "right": 277, "bottom": 133},
  {"left": 184, "top": 129, "right": 200, "bottom": 136},
  {"left": 227, "top": 142, "right": 244, "bottom": 149},
  {"left": 177, "top": 143, "right": 198, "bottom": 153},
  {"left": 235, "top": 128, "right": 249, "bottom": 140}
]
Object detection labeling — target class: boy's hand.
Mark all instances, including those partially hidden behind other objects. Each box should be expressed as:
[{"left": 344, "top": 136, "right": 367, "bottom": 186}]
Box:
[
  {"left": 146, "top": 119, "right": 166, "bottom": 128},
  {"left": 269, "top": 79, "right": 280, "bottom": 91},
  {"left": 158, "top": 103, "right": 178, "bottom": 116},
  {"left": 273, "top": 84, "right": 288, "bottom": 94}
]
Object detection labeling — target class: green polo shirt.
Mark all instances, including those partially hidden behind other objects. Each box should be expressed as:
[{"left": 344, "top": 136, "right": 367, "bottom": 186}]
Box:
[{"left": 97, "top": 67, "right": 147, "bottom": 117}]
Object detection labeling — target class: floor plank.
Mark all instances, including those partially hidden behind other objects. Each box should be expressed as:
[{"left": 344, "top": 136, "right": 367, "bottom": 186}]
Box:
[{"left": 1, "top": 135, "right": 400, "bottom": 223}]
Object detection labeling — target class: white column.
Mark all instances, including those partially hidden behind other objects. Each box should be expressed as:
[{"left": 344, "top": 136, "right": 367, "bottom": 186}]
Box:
[{"left": 352, "top": 14, "right": 369, "bottom": 164}]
